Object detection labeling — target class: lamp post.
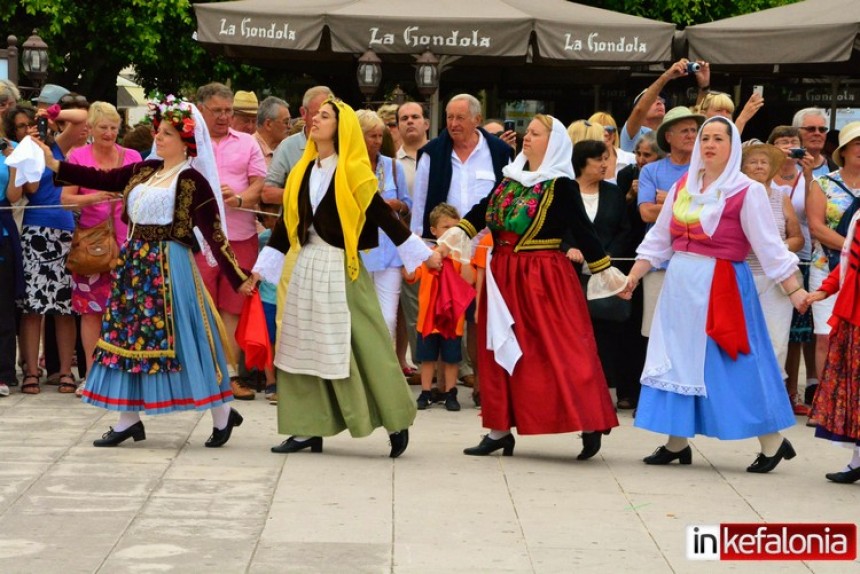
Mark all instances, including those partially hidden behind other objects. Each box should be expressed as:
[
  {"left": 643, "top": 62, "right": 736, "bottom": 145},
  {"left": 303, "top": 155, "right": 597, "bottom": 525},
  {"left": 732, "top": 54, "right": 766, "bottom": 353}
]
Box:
[
  {"left": 21, "top": 30, "right": 49, "bottom": 90},
  {"left": 414, "top": 50, "right": 439, "bottom": 100},
  {"left": 356, "top": 49, "right": 382, "bottom": 106},
  {"left": 391, "top": 84, "right": 406, "bottom": 106}
]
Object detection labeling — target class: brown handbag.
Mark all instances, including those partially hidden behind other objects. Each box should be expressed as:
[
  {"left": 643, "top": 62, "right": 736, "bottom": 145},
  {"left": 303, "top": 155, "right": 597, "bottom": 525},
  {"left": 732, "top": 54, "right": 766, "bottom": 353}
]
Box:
[{"left": 66, "top": 199, "right": 120, "bottom": 276}]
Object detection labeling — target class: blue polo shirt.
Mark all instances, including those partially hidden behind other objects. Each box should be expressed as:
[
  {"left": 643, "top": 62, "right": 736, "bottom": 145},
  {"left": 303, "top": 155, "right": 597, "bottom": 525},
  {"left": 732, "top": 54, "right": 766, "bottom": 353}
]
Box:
[{"left": 22, "top": 142, "right": 75, "bottom": 231}]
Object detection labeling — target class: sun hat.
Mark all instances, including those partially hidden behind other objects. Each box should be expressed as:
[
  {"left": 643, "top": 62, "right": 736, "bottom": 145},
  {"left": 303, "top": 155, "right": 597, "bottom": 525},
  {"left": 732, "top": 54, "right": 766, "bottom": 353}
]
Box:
[
  {"left": 36, "top": 84, "right": 70, "bottom": 105},
  {"left": 741, "top": 143, "right": 785, "bottom": 182},
  {"left": 833, "top": 121, "right": 860, "bottom": 167},
  {"left": 233, "top": 90, "right": 259, "bottom": 115},
  {"left": 655, "top": 106, "right": 705, "bottom": 153}
]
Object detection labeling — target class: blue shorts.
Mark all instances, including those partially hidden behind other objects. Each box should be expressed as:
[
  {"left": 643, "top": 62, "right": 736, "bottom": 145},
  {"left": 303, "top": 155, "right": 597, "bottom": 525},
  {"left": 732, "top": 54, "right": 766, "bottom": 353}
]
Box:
[
  {"left": 415, "top": 333, "right": 462, "bottom": 364},
  {"left": 262, "top": 301, "right": 277, "bottom": 345},
  {"left": 464, "top": 299, "right": 476, "bottom": 324}
]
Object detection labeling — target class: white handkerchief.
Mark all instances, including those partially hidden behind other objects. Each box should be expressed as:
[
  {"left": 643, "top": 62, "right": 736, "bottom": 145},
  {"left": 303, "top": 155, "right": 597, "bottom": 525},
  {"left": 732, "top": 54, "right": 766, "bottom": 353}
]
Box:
[{"left": 6, "top": 136, "right": 46, "bottom": 186}]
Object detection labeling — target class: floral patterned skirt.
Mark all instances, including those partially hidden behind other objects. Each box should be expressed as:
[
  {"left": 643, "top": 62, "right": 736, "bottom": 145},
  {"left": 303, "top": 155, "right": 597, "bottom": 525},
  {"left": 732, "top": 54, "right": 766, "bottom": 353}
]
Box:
[
  {"left": 82, "top": 240, "right": 233, "bottom": 414},
  {"left": 811, "top": 319, "right": 860, "bottom": 445}
]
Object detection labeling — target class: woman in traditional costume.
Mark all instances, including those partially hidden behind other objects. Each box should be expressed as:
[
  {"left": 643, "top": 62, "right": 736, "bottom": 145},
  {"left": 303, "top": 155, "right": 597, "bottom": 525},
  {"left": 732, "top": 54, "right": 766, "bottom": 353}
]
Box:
[
  {"left": 248, "top": 98, "right": 440, "bottom": 458},
  {"left": 41, "top": 95, "right": 247, "bottom": 448},
  {"left": 623, "top": 117, "right": 809, "bottom": 473},
  {"left": 436, "top": 114, "right": 623, "bottom": 459},
  {"left": 806, "top": 122, "right": 860, "bottom": 484}
]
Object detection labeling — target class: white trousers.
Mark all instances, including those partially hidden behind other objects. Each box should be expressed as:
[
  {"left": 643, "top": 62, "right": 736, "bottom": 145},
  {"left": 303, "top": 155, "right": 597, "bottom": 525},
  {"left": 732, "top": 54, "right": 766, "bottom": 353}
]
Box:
[
  {"left": 753, "top": 274, "right": 793, "bottom": 379},
  {"left": 370, "top": 267, "right": 403, "bottom": 339}
]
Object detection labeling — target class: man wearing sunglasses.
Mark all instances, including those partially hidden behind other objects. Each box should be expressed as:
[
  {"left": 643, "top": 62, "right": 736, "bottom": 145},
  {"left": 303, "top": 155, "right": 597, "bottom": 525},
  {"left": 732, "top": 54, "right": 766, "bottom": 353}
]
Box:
[{"left": 792, "top": 108, "right": 838, "bottom": 179}]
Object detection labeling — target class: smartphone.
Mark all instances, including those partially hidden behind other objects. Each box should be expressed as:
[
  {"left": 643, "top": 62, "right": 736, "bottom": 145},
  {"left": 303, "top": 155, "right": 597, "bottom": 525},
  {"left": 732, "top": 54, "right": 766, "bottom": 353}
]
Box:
[
  {"left": 504, "top": 120, "right": 515, "bottom": 133},
  {"left": 37, "top": 116, "right": 49, "bottom": 141},
  {"left": 752, "top": 85, "right": 764, "bottom": 97}
]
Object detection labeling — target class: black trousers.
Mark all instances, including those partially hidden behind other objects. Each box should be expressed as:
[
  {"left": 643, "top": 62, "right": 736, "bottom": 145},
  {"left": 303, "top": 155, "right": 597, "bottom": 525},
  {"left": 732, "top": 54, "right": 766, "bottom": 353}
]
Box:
[{"left": 0, "top": 240, "right": 18, "bottom": 382}]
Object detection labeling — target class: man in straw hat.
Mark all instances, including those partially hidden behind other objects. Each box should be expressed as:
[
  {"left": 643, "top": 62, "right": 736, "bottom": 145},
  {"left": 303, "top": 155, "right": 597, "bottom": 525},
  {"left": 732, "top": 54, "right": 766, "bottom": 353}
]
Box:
[
  {"left": 231, "top": 90, "right": 259, "bottom": 135},
  {"left": 636, "top": 106, "right": 705, "bottom": 340}
]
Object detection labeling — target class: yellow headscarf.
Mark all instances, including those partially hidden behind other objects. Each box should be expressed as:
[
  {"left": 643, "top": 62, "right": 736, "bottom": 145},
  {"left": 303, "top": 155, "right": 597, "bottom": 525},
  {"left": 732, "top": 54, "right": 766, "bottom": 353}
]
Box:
[{"left": 283, "top": 98, "right": 377, "bottom": 281}]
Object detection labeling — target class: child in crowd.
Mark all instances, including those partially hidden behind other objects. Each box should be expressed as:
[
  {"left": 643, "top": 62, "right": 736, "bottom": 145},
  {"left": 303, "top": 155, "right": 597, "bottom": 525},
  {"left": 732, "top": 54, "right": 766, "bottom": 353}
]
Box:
[
  {"left": 468, "top": 233, "right": 494, "bottom": 408},
  {"left": 257, "top": 202, "right": 281, "bottom": 403},
  {"left": 404, "top": 203, "right": 474, "bottom": 411}
]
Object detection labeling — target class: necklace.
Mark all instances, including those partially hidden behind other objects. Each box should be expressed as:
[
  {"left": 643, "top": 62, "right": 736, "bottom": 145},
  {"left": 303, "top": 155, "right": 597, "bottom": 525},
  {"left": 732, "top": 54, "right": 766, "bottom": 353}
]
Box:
[
  {"left": 841, "top": 170, "right": 860, "bottom": 190},
  {"left": 147, "top": 160, "right": 187, "bottom": 187}
]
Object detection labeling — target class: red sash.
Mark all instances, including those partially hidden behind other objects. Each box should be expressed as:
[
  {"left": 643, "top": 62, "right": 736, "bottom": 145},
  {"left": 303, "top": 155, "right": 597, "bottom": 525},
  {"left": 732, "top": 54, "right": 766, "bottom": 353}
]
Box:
[{"left": 706, "top": 259, "right": 750, "bottom": 360}]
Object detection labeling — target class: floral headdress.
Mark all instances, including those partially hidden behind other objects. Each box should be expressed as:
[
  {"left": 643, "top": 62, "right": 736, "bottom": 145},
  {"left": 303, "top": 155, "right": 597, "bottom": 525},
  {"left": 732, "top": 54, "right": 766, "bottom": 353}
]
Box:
[{"left": 146, "top": 94, "right": 197, "bottom": 156}]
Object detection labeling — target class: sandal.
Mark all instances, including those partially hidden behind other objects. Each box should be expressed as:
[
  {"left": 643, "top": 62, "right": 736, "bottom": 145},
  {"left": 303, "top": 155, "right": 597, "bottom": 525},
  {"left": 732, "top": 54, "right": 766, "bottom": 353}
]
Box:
[
  {"left": 21, "top": 374, "right": 41, "bottom": 395},
  {"left": 57, "top": 374, "right": 77, "bottom": 394}
]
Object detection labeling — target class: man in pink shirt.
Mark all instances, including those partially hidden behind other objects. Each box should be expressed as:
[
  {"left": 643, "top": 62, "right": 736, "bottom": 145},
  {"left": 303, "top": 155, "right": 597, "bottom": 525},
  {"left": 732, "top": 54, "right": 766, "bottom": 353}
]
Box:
[{"left": 197, "top": 82, "right": 267, "bottom": 400}]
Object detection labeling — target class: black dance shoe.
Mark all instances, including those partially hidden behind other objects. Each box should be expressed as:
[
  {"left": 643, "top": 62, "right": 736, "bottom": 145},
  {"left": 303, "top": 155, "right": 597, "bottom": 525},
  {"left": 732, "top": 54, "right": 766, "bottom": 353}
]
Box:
[
  {"left": 825, "top": 466, "right": 860, "bottom": 484},
  {"left": 643, "top": 445, "right": 692, "bottom": 465},
  {"left": 389, "top": 429, "right": 409, "bottom": 458},
  {"left": 578, "top": 429, "right": 611, "bottom": 461},
  {"left": 746, "top": 438, "right": 796, "bottom": 473},
  {"left": 204, "top": 408, "right": 243, "bottom": 448},
  {"left": 93, "top": 421, "right": 146, "bottom": 447},
  {"left": 271, "top": 436, "right": 323, "bottom": 454},
  {"left": 463, "top": 434, "right": 515, "bottom": 456}
]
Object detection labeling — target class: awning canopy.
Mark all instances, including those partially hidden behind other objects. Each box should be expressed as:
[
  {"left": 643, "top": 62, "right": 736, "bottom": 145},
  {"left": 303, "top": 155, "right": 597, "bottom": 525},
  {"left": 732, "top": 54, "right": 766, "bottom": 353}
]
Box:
[
  {"left": 193, "top": 0, "right": 675, "bottom": 65},
  {"left": 685, "top": 0, "right": 860, "bottom": 66}
]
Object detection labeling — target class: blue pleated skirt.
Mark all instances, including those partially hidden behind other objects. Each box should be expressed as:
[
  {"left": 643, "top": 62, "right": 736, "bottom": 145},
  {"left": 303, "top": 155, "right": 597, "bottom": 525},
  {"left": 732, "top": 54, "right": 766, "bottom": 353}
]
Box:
[
  {"left": 82, "top": 241, "right": 233, "bottom": 414},
  {"left": 635, "top": 260, "right": 795, "bottom": 440}
]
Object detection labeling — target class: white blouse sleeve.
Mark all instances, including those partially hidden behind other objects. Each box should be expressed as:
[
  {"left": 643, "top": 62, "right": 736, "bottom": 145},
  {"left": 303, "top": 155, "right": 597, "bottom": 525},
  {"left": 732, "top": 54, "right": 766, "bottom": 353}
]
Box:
[
  {"left": 396, "top": 234, "right": 433, "bottom": 274},
  {"left": 741, "top": 182, "right": 799, "bottom": 283},
  {"left": 636, "top": 184, "right": 678, "bottom": 268},
  {"left": 252, "top": 246, "right": 285, "bottom": 285}
]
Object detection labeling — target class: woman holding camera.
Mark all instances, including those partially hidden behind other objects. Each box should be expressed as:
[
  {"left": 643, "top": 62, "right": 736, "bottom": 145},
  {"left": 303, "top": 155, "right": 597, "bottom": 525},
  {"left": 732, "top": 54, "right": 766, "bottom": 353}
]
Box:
[{"left": 18, "top": 99, "right": 89, "bottom": 394}]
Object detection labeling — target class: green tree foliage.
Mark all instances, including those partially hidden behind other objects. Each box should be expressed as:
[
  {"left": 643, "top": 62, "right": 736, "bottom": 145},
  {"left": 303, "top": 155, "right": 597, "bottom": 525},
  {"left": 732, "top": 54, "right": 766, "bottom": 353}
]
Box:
[
  {"left": 1, "top": 0, "right": 269, "bottom": 103},
  {"left": 578, "top": 0, "right": 801, "bottom": 27}
]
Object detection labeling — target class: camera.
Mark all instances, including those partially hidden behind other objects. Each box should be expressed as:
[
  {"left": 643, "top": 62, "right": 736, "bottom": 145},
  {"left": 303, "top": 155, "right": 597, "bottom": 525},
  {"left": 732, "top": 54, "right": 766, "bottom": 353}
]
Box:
[
  {"left": 789, "top": 147, "right": 806, "bottom": 159},
  {"left": 0, "top": 139, "right": 8, "bottom": 153},
  {"left": 686, "top": 62, "right": 701, "bottom": 74},
  {"left": 37, "top": 117, "right": 49, "bottom": 141},
  {"left": 503, "top": 120, "right": 515, "bottom": 133}
]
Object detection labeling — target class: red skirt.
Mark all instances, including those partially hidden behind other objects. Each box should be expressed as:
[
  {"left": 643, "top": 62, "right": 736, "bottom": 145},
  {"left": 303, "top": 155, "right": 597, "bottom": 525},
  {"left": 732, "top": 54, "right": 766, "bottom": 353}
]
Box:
[
  {"left": 477, "top": 239, "right": 619, "bottom": 435},
  {"left": 810, "top": 318, "right": 860, "bottom": 443}
]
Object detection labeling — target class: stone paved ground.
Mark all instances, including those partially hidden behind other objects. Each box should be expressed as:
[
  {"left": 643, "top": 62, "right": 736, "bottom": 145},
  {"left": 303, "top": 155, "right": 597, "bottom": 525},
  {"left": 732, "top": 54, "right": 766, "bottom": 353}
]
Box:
[{"left": 0, "top": 386, "right": 858, "bottom": 574}]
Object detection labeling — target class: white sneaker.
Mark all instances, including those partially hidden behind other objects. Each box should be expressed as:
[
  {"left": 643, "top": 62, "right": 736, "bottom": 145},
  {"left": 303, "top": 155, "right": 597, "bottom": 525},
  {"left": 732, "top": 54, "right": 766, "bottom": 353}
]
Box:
[{"left": 0, "top": 383, "right": 9, "bottom": 396}]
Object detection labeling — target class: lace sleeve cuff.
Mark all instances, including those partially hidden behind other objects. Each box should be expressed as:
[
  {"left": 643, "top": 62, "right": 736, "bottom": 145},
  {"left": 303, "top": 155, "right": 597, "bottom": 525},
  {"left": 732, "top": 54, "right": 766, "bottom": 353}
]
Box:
[
  {"left": 397, "top": 234, "right": 433, "bottom": 274},
  {"left": 586, "top": 267, "right": 628, "bottom": 300},
  {"left": 253, "top": 246, "right": 285, "bottom": 285},
  {"left": 437, "top": 227, "right": 473, "bottom": 265}
]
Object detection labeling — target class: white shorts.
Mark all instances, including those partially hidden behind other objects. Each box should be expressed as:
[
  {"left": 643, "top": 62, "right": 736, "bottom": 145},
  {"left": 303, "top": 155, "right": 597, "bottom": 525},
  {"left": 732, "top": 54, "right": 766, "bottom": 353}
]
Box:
[{"left": 809, "top": 264, "right": 836, "bottom": 336}]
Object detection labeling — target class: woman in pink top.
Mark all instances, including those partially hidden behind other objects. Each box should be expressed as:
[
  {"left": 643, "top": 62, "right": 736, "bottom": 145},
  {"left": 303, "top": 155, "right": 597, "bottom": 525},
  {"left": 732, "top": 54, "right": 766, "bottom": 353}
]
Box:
[{"left": 61, "top": 102, "right": 142, "bottom": 388}]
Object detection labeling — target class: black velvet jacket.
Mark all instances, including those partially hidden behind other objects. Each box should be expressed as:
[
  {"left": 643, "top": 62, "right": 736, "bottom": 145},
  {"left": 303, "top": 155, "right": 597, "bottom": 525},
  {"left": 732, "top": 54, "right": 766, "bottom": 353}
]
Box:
[
  {"left": 55, "top": 159, "right": 248, "bottom": 289},
  {"left": 458, "top": 176, "right": 611, "bottom": 273},
  {"left": 265, "top": 163, "right": 412, "bottom": 254}
]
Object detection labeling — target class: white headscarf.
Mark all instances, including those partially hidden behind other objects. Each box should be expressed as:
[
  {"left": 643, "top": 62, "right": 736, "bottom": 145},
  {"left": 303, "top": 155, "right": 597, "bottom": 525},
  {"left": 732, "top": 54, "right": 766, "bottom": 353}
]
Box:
[
  {"left": 150, "top": 103, "right": 228, "bottom": 265},
  {"left": 685, "top": 116, "right": 754, "bottom": 237},
  {"left": 502, "top": 116, "right": 574, "bottom": 187}
]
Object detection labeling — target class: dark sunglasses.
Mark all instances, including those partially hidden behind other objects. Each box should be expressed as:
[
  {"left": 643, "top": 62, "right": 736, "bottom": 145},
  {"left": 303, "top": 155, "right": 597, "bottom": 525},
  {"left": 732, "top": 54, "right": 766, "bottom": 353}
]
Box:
[
  {"left": 800, "top": 126, "right": 828, "bottom": 134},
  {"left": 59, "top": 94, "right": 89, "bottom": 107},
  {"left": 603, "top": 126, "right": 617, "bottom": 133}
]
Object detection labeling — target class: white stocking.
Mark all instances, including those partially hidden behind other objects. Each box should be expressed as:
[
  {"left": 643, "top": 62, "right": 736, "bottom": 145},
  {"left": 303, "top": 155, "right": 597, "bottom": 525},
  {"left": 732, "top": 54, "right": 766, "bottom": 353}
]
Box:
[
  {"left": 114, "top": 411, "right": 141, "bottom": 432},
  {"left": 666, "top": 436, "right": 689, "bottom": 452},
  {"left": 757, "top": 433, "right": 783, "bottom": 457},
  {"left": 211, "top": 403, "right": 231, "bottom": 430}
]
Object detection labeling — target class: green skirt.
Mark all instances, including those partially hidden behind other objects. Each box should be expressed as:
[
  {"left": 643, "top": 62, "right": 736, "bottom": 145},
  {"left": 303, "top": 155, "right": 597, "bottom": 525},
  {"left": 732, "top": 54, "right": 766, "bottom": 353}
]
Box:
[{"left": 276, "top": 261, "right": 416, "bottom": 438}]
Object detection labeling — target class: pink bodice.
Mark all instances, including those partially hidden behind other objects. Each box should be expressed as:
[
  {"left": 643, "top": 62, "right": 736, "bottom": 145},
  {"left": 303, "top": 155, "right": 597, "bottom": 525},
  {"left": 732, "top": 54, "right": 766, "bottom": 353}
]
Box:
[{"left": 670, "top": 187, "right": 750, "bottom": 261}]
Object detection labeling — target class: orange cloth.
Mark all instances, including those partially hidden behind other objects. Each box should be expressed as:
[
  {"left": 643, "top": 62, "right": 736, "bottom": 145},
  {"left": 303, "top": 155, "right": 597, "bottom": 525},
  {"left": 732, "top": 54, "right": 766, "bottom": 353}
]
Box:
[
  {"left": 470, "top": 233, "right": 494, "bottom": 269},
  {"left": 705, "top": 259, "right": 750, "bottom": 360},
  {"left": 407, "top": 257, "right": 466, "bottom": 337}
]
